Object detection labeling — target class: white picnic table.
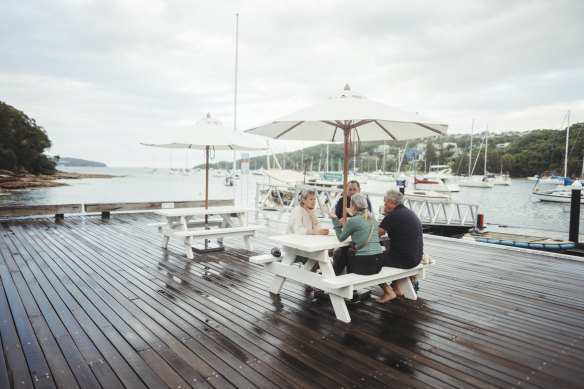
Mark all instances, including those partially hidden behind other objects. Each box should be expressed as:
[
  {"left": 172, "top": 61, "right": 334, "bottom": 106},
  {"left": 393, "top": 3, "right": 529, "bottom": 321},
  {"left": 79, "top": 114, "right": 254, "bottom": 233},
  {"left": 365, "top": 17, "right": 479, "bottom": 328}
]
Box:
[
  {"left": 152, "top": 206, "right": 262, "bottom": 259},
  {"left": 251, "top": 233, "right": 433, "bottom": 323},
  {"left": 252, "top": 234, "right": 353, "bottom": 320}
]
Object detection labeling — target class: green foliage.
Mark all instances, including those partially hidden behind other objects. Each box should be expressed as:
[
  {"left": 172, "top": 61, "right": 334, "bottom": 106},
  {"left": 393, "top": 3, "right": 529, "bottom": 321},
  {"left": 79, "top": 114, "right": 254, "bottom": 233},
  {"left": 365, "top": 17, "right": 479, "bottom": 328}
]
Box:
[
  {"left": 451, "top": 125, "right": 584, "bottom": 177},
  {"left": 0, "top": 101, "right": 57, "bottom": 174},
  {"left": 425, "top": 141, "right": 437, "bottom": 166}
]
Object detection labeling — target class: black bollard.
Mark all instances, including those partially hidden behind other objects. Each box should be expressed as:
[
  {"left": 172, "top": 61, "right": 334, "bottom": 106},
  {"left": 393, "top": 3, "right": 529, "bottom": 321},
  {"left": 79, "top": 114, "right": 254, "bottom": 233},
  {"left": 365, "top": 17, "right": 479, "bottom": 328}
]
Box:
[{"left": 569, "top": 185, "right": 581, "bottom": 243}]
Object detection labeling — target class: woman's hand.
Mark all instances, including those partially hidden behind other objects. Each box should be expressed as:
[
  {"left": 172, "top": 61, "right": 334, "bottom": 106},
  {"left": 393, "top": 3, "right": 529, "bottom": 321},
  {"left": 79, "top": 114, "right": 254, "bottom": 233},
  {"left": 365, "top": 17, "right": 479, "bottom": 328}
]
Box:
[
  {"left": 309, "top": 228, "right": 330, "bottom": 235},
  {"left": 325, "top": 207, "right": 337, "bottom": 218},
  {"left": 346, "top": 206, "right": 354, "bottom": 217}
]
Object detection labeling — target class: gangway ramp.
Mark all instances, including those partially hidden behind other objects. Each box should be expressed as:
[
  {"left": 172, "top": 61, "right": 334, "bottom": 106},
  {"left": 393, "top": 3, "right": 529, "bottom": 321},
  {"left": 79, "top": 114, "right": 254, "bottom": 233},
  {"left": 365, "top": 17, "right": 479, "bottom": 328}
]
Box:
[{"left": 403, "top": 197, "right": 478, "bottom": 229}]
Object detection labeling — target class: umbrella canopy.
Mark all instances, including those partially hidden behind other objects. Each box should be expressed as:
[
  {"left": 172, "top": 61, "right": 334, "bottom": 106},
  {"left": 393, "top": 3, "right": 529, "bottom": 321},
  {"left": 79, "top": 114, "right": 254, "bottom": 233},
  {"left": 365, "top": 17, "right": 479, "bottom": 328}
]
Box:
[
  {"left": 245, "top": 85, "right": 448, "bottom": 220},
  {"left": 141, "top": 113, "right": 266, "bottom": 208},
  {"left": 247, "top": 85, "right": 447, "bottom": 142},
  {"left": 141, "top": 113, "right": 264, "bottom": 151}
]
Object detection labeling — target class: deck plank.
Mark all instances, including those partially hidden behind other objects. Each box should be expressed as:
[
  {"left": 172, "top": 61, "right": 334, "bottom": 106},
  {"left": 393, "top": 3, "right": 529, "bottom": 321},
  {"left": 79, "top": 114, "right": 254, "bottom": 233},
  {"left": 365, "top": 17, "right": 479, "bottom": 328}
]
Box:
[{"left": 0, "top": 212, "right": 584, "bottom": 388}]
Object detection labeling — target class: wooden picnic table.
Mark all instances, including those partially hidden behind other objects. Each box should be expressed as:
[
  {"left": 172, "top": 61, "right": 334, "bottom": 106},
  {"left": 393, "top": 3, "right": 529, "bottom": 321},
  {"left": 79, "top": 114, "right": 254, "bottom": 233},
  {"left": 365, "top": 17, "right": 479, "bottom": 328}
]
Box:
[{"left": 152, "top": 206, "right": 262, "bottom": 259}]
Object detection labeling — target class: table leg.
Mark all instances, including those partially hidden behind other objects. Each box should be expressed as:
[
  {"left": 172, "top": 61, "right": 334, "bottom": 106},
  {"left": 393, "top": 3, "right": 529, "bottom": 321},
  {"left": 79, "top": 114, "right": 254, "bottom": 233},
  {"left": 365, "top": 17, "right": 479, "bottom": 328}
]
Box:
[
  {"left": 269, "top": 251, "right": 296, "bottom": 294},
  {"left": 162, "top": 216, "right": 176, "bottom": 249},
  {"left": 319, "top": 258, "right": 351, "bottom": 323},
  {"left": 218, "top": 214, "right": 234, "bottom": 245},
  {"left": 238, "top": 213, "right": 253, "bottom": 250},
  {"left": 185, "top": 236, "right": 194, "bottom": 260},
  {"left": 243, "top": 236, "right": 253, "bottom": 251},
  {"left": 396, "top": 277, "right": 417, "bottom": 300}
]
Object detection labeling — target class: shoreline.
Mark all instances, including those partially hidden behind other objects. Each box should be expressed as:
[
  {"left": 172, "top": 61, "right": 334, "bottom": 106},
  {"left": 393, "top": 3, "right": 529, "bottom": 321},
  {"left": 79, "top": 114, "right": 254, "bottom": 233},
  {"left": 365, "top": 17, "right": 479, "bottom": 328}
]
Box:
[{"left": 0, "top": 170, "right": 118, "bottom": 192}]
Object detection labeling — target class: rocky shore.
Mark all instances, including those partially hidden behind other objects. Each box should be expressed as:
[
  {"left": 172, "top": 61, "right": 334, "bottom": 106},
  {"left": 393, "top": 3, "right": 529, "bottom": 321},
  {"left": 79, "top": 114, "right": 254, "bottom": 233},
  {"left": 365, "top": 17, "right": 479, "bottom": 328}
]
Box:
[{"left": 0, "top": 170, "right": 117, "bottom": 192}]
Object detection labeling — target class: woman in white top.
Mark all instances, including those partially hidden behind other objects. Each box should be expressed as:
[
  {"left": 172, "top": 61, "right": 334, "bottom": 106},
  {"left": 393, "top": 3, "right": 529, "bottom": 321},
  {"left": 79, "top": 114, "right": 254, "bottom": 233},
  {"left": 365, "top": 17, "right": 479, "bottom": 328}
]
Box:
[{"left": 287, "top": 190, "right": 329, "bottom": 236}]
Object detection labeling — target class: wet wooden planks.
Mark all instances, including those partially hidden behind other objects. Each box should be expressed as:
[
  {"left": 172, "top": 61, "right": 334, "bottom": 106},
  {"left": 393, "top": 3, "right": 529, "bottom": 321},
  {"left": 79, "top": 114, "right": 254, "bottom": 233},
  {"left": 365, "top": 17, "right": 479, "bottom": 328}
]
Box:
[{"left": 0, "top": 213, "right": 583, "bottom": 388}]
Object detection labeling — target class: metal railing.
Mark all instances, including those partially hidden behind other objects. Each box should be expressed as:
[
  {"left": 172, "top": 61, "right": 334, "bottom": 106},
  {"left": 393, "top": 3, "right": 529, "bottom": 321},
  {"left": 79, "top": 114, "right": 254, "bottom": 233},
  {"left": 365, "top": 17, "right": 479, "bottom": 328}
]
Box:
[
  {"left": 255, "top": 182, "right": 342, "bottom": 216},
  {"left": 403, "top": 197, "right": 478, "bottom": 228}
]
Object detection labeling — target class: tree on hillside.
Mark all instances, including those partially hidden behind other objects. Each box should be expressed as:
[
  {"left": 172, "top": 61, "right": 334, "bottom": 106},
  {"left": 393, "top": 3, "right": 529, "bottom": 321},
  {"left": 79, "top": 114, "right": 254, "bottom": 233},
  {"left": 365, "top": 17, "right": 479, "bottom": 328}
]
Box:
[
  {"left": 425, "top": 141, "right": 437, "bottom": 167},
  {"left": 0, "top": 102, "right": 57, "bottom": 174}
]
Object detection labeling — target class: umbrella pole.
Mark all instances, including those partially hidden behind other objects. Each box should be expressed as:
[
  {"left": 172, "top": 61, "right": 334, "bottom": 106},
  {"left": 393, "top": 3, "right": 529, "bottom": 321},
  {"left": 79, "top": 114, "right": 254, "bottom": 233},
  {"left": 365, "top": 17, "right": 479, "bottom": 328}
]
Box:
[
  {"left": 342, "top": 129, "right": 349, "bottom": 224},
  {"left": 205, "top": 145, "right": 209, "bottom": 249}
]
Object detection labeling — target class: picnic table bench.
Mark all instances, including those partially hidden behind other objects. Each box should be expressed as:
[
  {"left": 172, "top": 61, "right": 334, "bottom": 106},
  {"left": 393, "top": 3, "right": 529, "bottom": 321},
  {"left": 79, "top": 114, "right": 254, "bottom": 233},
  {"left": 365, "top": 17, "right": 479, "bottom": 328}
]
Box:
[
  {"left": 250, "top": 234, "right": 434, "bottom": 323},
  {"left": 153, "top": 206, "right": 264, "bottom": 259}
]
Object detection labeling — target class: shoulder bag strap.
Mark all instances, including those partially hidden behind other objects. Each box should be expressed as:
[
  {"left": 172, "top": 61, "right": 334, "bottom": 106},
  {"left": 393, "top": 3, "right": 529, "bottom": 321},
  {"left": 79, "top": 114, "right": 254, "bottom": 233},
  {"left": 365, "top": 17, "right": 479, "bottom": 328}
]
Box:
[{"left": 354, "top": 218, "right": 375, "bottom": 252}]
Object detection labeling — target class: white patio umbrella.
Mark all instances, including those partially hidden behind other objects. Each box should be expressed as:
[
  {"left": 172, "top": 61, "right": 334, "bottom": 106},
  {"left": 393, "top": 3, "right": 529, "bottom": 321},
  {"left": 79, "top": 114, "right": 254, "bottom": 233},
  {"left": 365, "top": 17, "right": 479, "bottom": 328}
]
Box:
[
  {"left": 246, "top": 84, "right": 448, "bottom": 220},
  {"left": 141, "top": 113, "right": 266, "bottom": 209}
]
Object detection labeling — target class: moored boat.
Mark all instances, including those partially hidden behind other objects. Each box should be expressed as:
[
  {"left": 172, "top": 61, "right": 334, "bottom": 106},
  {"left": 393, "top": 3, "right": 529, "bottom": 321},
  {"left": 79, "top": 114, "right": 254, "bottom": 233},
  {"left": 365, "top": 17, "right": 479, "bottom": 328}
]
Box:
[{"left": 459, "top": 175, "right": 494, "bottom": 188}]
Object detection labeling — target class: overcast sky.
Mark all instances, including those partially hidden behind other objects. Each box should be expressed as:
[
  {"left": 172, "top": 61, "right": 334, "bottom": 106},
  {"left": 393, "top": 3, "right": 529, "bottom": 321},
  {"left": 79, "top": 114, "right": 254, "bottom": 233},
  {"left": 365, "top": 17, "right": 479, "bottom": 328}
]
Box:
[{"left": 1, "top": 0, "right": 583, "bottom": 168}]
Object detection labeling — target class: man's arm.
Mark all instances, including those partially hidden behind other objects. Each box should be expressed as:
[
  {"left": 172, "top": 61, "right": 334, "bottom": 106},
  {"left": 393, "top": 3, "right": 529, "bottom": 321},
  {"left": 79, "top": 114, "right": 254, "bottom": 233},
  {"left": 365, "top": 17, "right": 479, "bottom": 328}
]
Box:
[
  {"left": 378, "top": 214, "right": 390, "bottom": 237},
  {"left": 335, "top": 197, "right": 343, "bottom": 219},
  {"left": 378, "top": 226, "right": 386, "bottom": 237}
]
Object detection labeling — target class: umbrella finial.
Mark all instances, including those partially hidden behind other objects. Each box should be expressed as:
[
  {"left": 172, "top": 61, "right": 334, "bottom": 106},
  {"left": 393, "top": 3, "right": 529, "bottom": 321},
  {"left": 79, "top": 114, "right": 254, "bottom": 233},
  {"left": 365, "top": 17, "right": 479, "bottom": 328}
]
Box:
[{"left": 344, "top": 83, "right": 351, "bottom": 91}]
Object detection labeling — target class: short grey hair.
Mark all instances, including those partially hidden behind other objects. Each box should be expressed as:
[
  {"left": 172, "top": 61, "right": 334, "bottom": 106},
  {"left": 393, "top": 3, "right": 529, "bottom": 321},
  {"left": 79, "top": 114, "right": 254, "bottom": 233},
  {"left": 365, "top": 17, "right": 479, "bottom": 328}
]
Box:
[{"left": 384, "top": 189, "right": 404, "bottom": 204}]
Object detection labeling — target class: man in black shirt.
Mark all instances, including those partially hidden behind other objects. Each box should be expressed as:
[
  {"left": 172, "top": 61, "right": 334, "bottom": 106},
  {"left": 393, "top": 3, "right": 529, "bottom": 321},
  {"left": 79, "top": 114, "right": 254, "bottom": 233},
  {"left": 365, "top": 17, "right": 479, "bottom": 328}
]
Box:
[
  {"left": 376, "top": 189, "right": 423, "bottom": 302},
  {"left": 334, "top": 180, "right": 372, "bottom": 221}
]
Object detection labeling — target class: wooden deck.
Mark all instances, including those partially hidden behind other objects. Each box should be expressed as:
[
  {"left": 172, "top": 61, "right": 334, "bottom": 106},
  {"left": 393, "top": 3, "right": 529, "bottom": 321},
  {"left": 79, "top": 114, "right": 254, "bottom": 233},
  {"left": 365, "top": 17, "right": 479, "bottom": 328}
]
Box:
[{"left": 1, "top": 211, "right": 583, "bottom": 388}]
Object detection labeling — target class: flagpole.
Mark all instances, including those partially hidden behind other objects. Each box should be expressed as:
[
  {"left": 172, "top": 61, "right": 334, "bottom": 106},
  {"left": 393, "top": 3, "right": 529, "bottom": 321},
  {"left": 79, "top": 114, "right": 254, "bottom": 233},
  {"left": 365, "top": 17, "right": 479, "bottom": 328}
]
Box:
[{"left": 233, "top": 13, "right": 239, "bottom": 199}]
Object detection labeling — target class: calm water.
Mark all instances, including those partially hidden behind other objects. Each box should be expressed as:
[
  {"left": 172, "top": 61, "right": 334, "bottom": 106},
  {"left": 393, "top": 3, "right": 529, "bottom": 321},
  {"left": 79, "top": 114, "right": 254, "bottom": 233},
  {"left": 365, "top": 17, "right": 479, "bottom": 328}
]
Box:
[{"left": 1, "top": 167, "right": 580, "bottom": 234}]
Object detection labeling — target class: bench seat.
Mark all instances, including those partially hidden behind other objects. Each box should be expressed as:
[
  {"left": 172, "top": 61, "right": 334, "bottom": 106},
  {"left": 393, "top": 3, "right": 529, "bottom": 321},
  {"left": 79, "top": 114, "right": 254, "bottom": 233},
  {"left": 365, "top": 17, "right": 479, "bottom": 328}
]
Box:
[
  {"left": 164, "top": 225, "right": 264, "bottom": 239},
  {"left": 148, "top": 218, "right": 223, "bottom": 229},
  {"left": 321, "top": 262, "right": 433, "bottom": 300},
  {"left": 321, "top": 263, "right": 431, "bottom": 289}
]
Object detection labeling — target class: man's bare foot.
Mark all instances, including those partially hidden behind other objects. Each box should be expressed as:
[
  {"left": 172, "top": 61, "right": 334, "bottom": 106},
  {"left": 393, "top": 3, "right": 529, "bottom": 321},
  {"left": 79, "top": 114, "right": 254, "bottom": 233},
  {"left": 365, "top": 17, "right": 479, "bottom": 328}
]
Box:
[{"left": 375, "top": 291, "right": 397, "bottom": 303}]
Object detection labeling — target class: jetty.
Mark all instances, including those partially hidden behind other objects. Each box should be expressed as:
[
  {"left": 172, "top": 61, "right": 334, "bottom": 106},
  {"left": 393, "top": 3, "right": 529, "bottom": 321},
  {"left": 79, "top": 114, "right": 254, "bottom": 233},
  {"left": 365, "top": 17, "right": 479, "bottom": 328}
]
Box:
[{"left": 1, "top": 209, "right": 583, "bottom": 388}]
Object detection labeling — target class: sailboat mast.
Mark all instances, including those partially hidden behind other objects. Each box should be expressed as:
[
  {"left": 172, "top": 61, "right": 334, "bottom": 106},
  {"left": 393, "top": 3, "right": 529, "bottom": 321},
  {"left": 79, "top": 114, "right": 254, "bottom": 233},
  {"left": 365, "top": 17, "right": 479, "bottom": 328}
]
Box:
[
  {"left": 484, "top": 125, "right": 488, "bottom": 175},
  {"left": 232, "top": 13, "right": 239, "bottom": 173},
  {"left": 469, "top": 119, "right": 474, "bottom": 176},
  {"left": 565, "top": 110, "right": 571, "bottom": 177}
]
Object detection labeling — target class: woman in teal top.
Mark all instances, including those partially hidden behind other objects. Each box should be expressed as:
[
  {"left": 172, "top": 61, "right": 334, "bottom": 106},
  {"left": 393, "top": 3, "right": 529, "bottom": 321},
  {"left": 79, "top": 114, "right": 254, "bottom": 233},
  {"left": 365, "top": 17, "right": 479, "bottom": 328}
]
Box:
[{"left": 327, "top": 193, "right": 383, "bottom": 275}]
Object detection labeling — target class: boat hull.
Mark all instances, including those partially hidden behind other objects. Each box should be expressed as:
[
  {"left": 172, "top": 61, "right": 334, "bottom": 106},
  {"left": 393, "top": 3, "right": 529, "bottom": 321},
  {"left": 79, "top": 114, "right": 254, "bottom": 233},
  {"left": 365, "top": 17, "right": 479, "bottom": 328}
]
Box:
[
  {"left": 459, "top": 180, "right": 493, "bottom": 188},
  {"left": 533, "top": 191, "right": 584, "bottom": 203}
]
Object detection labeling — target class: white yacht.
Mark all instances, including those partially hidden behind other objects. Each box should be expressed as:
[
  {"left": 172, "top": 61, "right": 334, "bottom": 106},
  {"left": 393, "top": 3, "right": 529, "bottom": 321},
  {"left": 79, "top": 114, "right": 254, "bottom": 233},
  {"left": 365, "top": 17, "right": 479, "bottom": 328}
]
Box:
[
  {"left": 413, "top": 165, "right": 460, "bottom": 192},
  {"left": 366, "top": 171, "right": 396, "bottom": 182},
  {"left": 490, "top": 173, "right": 511, "bottom": 186},
  {"left": 459, "top": 175, "right": 493, "bottom": 188},
  {"left": 533, "top": 185, "right": 584, "bottom": 203},
  {"left": 405, "top": 189, "right": 450, "bottom": 202}
]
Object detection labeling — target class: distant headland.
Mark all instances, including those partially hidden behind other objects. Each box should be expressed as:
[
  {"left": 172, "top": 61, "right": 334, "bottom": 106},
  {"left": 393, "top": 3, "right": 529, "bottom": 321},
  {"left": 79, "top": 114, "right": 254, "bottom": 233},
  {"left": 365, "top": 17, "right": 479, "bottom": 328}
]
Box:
[{"left": 56, "top": 157, "right": 107, "bottom": 167}]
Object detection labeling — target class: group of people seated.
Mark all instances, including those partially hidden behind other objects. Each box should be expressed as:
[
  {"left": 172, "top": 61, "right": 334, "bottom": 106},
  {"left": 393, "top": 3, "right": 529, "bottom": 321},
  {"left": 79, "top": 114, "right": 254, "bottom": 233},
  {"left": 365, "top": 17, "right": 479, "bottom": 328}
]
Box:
[{"left": 288, "top": 180, "right": 423, "bottom": 303}]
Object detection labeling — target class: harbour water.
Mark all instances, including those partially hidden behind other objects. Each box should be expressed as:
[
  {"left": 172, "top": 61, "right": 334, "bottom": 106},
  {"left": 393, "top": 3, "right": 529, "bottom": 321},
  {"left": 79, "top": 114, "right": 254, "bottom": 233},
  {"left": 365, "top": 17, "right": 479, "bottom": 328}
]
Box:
[{"left": 0, "top": 166, "right": 580, "bottom": 236}]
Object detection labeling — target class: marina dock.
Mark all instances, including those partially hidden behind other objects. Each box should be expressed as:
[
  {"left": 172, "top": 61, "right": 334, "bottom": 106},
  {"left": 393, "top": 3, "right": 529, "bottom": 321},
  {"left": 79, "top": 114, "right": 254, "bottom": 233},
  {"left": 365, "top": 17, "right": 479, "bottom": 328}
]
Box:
[{"left": 1, "top": 211, "right": 583, "bottom": 388}]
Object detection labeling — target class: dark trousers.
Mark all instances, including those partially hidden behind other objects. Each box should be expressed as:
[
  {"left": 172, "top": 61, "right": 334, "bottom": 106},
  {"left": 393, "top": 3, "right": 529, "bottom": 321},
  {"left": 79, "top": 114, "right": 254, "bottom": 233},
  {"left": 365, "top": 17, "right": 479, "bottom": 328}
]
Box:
[{"left": 334, "top": 247, "right": 382, "bottom": 276}]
